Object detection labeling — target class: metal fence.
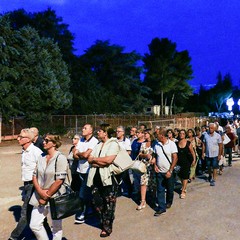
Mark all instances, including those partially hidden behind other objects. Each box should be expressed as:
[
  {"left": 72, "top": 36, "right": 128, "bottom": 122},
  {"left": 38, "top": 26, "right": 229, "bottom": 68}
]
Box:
[{"left": 1, "top": 114, "right": 209, "bottom": 141}]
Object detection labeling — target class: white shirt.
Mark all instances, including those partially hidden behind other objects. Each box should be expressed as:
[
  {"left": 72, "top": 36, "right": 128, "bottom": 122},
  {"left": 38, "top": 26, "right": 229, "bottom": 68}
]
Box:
[
  {"left": 76, "top": 136, "right": 98, "bottom": 174},
  {"left": 154, "top": 140, "right": 178, "bottom": 173},
  {"left": 21, "top": 143, "right": 43, "bottom": 182},
  {"left": 203, "top": 131, "right": 222, "bottom": 158},
  {"left": 117, "top": 137, "right": 132, "bottom": 151}
]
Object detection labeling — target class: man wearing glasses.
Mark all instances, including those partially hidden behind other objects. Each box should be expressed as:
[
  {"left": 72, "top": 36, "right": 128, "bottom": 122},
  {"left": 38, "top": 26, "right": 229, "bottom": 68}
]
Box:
[
  {"left": 9, "top": 128, "right": 43, "bottom": 240},
  {"left": 116, "top": 126, "right": 133, "bottom": 197}
]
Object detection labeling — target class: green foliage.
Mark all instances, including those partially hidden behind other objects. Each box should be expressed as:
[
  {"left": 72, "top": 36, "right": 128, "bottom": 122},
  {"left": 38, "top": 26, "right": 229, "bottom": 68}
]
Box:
[
  {"left": 70, "top": 40, "right": 151, "bottom": 114},
  {"left": 143, "top": 38, "right": 193, "bottom": 114},
  {"left": 0, "top": 16, "right": 72, "bottom": 124}
]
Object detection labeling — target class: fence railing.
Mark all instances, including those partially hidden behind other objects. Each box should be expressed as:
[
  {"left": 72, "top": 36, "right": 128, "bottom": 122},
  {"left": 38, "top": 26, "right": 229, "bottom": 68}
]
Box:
[{"left": 1, "top": 114, "right": 209, "bottom": 141}]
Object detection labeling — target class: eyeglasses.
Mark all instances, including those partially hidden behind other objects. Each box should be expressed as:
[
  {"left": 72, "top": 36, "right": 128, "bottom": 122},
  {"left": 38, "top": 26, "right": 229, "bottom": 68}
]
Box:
[
  {"left": 116, "top": 131, "right": 123, "bottom": 133},
  {"left": 44, "top": 139, "right": 52, "bottom": 144},
  {"left": 18, "top": 135, "right": 28, "bottom": 139}
]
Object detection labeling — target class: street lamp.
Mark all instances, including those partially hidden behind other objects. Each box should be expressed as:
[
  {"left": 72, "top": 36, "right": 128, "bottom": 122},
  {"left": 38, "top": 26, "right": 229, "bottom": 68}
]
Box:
[
  {"left": 238, "top": 99, "right": 240, "bottom": 111},
  {"left": 226, "top": 98, "right": 234, "bottom": 111}
]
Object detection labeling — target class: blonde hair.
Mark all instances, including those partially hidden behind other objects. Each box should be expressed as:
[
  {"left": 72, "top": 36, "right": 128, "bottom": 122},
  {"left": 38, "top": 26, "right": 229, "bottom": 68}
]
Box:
[
  {"left": 45, "top": 134, "right": 62, "bottom": 149},
  {"left": 20, "top": 128, "right": 35, "bottom": 142}
]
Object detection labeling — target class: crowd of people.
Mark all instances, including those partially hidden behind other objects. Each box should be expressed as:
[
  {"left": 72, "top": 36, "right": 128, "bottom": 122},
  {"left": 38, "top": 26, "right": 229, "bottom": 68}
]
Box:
[{"left": 8, "top": 119, "right": 240, "bottom": 239}]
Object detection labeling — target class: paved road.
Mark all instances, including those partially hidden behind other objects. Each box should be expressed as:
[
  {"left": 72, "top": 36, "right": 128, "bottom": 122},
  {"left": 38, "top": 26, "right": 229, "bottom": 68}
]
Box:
[{"left": 1, "top": 140, "right": 240, "bottom": 240}]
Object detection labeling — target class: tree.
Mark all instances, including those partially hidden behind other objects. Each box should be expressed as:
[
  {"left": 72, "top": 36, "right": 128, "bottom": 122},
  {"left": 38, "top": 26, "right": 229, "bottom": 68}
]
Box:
[
  {"left": 71, "top": 40, "right": 150, "bottom": 114},
  {"left": 143, "top": 38, "right": 193, "bottom": 115},
  {"left": 3, "top": 8, "right": 75, "bottom": 63},
  {"left": 0, "top": 16, "right": 72, "bottom": 123}
]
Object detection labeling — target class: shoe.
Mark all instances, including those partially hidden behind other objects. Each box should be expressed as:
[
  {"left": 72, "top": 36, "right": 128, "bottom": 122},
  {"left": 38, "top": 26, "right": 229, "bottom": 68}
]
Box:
[
  {"left": 136, "top": 200, "right": 146, "bottom": 210},
  {"left": 166, "top": 203, "right": 172, "bottom": 209},
  {"left": 208, "top": 175, "right": 212, "bottom": 182},
  {"left": 75, "top": 212, "right": 85, "bottom": 224},
  {"left": 228, "top": 164, "right": 232, "bottom": 167},
  {"left": 210, "top": 180, "right": 215, "bottom": 186},
  {"left": 154, "top": 210, "right": 166, "bottom": 217},
  {"left": 100, "top": 230, "right": 110, "bottom": 238},
  {"left": 180, "top": 192, "right": 186, "bottom": 199}
]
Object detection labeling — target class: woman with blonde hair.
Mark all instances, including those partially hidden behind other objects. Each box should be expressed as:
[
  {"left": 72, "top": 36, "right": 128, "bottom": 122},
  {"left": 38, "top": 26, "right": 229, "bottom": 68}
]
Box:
[
  {"left": 136, "top": 129, "right": 156, "bottom": 210},
  {"left": 29, "top": 134, "right": 68, "bottom": 240}
]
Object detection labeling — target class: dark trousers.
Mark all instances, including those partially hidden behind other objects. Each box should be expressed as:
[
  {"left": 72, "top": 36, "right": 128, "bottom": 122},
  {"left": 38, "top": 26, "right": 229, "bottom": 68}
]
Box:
[
  {"left": 10, "top": 184, "right": 33, "bottom": 239},
  {"left": 156, "top": 172, "right": 175, "bottom": 212},
  {"left": 92, "top": 174, "right": 119, "bottom": 235},
  {"left": 225, "top": 147, "right": 233, "bottom": 165}
]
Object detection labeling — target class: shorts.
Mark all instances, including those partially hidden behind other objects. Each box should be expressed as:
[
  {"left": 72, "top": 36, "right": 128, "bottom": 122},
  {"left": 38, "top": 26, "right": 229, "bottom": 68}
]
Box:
[{"left": 206, "top": 157, "right": 219, "bottom": 169}]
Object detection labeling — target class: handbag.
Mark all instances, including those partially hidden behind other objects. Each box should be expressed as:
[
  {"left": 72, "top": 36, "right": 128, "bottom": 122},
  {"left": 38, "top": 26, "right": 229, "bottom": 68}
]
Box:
[
  {"left": 112, "top": 149, "right": 133, "bottom": 175},
  {"left": 49, "top": 155, "right": 82, "bottom": 220},
  {"left": 131, "top": 155, "right": 147, "bottom": 173},
  {"left": 49, "top": 183, "right": 82, "bottom": 220}
]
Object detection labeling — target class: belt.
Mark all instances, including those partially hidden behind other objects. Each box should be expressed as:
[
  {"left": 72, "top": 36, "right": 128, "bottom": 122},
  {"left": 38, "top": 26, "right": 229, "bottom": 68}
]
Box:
[{"left": 24, "top": 180, "right": 33, "bottom": 185}]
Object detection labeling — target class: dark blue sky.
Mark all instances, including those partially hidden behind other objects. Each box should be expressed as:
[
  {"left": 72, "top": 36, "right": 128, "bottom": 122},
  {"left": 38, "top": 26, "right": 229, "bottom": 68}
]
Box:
[{"left": 1, "top": 0, "right": 240, "bottom": 91}]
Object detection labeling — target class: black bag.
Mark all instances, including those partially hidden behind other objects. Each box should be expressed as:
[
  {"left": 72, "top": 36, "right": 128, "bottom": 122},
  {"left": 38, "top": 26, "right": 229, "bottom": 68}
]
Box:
[
  {"left": 49, "top": 155, "right": 82, "bottom": 220},
  {"left": 49, "top": 183, "right": 82, "bottom": 220}
]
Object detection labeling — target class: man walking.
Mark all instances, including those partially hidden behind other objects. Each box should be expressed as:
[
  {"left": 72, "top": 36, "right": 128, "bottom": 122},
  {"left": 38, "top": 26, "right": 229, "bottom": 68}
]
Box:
[
  {"left": 9, "top": 128, "right": 42, "bottom": 240},
  {"left": 153, "top": 128, "right": 178, "bottom": 216},
  {"left": 202, "top": 123, "right": 223, "bottom": 186}
]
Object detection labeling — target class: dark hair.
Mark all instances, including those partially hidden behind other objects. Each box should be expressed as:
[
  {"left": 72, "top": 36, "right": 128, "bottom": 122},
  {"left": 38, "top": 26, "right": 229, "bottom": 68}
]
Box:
[{"left": 99, "top": 123, "right": 115, "bottom": 138}]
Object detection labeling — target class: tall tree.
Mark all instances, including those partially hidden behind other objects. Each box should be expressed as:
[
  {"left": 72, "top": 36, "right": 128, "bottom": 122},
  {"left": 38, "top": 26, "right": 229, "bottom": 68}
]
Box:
[
  {"left": 71, "top": 40, "right": 150, "bottom": 114},
  {"left": 0, "top": 16, "right": 71, "bottom": 123},
  {"left": 3, "top": 8, "right": 76, "bottom": 63},
  {"left": 143, "top": 37, "right": 193, "bottom": 115},
  {"left": 209, "top": 72, "right": 233, "bottom": 112}
]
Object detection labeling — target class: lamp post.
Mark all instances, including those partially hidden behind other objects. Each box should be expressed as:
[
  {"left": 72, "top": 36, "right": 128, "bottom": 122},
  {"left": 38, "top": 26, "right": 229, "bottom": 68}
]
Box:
[
  {"left": 238, "top": 99, "right": 240, "bottom": 111},
  {"left": 226, "top": 98, "right": 234, "bottom": 111}
]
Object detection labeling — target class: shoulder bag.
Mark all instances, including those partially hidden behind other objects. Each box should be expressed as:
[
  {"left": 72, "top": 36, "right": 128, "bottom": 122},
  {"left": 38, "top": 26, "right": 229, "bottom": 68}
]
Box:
[
  {"left": 112, "top": 149, "right": 133, "bottom": 175},
  {"left": 159, "top": 144, "right": 180, "bottom": 174},
  {"left": 49, "top": 154, "right": 82, "bottom": 220},
  {"left": 131, "top": 154, "right": 147, "bottom": 174}
]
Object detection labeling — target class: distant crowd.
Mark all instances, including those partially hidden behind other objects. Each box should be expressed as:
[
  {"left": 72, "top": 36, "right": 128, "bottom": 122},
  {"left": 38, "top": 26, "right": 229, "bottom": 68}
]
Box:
[{"left": 8, "top": 119, "right": 240, "bottom": 239}]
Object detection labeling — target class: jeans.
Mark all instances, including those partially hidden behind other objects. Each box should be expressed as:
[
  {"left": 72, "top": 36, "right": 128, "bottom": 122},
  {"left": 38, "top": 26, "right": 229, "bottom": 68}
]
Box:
[
  {"left": 225, "top": 147, "right": 232, "bottom": 165},
  {"left": 156, "top": 172, "right": 175, "bottom": 211},
  {"left": 78, "top": 173, "right": 92, "bottom": 213},
  {"left": 10, "top": 183, "right": 33, "bottom": 239},
  {"left": 30, "top": 206, "right": 62, "bottom": 240}
]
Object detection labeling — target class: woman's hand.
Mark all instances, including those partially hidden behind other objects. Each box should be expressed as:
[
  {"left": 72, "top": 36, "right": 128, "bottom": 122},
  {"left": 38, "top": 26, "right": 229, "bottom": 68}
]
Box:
[
  {"left": 191, "top": 160, "right": 196, "bottom": 167},
  {"left": 39, "top": 198, "right": 47, "bottom": 206}
]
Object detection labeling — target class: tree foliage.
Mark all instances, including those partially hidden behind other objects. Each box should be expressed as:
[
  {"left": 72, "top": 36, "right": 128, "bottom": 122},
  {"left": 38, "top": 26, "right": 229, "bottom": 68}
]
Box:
[
  {"left": 0, "top": 16, "right": 71, "bottom": 123},
  {"left": 143, "top": 38, "right": 193, "bottom": 114},
  {"left": 3, "top": 8, "right": 75, "bottom": 62},
  {"left": 71, "top": 40, "right": 151, "bottom": 114}
]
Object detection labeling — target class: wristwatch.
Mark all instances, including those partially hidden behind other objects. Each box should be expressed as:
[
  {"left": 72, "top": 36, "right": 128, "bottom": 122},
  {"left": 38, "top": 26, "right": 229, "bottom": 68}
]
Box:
[{"left": 169, "top": 169, "right": 173, "bottom": 174}]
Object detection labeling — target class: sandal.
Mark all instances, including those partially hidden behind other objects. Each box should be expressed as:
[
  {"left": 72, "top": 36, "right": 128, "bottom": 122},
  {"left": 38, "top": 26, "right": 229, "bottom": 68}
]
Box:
[
  {"left": 180, "top": 190, "right": 186, "bottom": 199},
  {"left": 136, "top": 200, "right": 146, "bottom": 210},
  {"left": 100, "top": 230, "right": 110, "bottom": 238}
]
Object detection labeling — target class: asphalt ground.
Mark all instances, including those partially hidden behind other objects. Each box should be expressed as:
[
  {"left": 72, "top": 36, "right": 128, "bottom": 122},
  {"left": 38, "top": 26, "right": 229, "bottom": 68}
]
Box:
[{"left": 1, "top": 140, "right": 240, "bottom": 240}]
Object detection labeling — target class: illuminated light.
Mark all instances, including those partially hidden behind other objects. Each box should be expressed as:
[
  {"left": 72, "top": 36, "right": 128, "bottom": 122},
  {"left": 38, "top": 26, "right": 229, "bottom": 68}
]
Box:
[{"left": 226, "top": 98, "right": 234, "bottom": 111}]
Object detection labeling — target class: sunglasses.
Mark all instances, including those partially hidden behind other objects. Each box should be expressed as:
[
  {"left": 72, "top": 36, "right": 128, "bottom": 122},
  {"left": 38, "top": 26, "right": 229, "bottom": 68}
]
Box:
[
  {"left": 18, "top": 135, "right": 28, "bottom": 139},
  {"left": 44, "top": 138, "right": 53, "bottom": 144}
]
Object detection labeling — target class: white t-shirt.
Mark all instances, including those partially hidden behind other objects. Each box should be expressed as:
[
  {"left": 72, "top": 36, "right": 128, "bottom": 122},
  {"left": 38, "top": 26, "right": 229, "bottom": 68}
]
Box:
[
  {"left": 154, "top": 140, "right": 178, "bottom": 173},
  {"left": 117, "top": 137, "right": 132, "bottom": 151},
  {"left": 76, "top": 136, "right": 98, "bottom": 174}
]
